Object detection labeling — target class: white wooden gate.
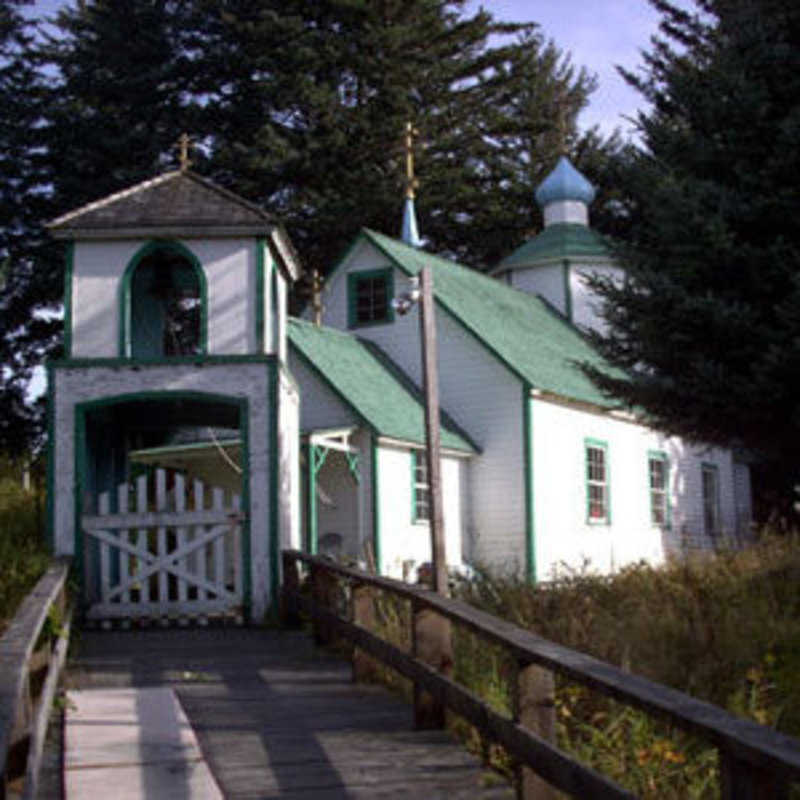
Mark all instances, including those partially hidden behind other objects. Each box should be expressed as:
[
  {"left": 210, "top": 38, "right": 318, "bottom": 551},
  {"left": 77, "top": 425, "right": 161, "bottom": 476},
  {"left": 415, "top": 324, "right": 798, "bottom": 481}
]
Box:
[{"left": 82, "top": 468, "right": 244, "bottom": 623}]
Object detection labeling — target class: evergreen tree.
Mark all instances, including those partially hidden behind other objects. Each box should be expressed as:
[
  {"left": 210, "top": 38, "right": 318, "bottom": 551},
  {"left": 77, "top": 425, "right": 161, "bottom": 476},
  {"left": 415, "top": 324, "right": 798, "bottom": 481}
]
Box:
[
  {"left": 3, "top": 0, "right": 620, "bottom": 451},
  {"left": 583, "top": 0, "right": 800, "bottom": 517},
  {"left": 44, "top": 0, "right": 205, "bottom": 211},
  {"left": 190, "top": 1, "right": 602, "bottom": 270},
  {"left": 0, "top": 0, "right": 52, "bottom": 454}
]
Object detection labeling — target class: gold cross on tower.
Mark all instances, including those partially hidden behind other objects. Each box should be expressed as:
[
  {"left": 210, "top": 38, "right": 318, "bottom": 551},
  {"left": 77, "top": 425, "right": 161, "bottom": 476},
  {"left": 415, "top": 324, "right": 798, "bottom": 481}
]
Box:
[
  {"left": 311, "top": 269, "right": 323, "bottom": 328},
  {"left": 403, "top": 121, "right": 420, "bottom": 200},
  {"left": 177, "top": 133, "right": 194, "bottom": 172}
]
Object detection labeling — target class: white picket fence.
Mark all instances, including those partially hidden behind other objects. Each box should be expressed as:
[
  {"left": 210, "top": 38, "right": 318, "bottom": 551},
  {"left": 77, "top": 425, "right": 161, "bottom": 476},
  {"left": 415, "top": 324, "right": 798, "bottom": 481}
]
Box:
[{"left": 82, "top": 468, "right": 244, "bottom": 622}]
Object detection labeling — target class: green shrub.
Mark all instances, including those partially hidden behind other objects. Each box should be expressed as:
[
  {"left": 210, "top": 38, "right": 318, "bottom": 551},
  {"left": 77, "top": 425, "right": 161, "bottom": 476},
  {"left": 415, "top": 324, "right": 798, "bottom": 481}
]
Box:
[
  {"left": 0, "top": 473, "right": 49, "bottom": 633},
  {"left": 455, "top": 535, "right": 800, "bottom": 797}
]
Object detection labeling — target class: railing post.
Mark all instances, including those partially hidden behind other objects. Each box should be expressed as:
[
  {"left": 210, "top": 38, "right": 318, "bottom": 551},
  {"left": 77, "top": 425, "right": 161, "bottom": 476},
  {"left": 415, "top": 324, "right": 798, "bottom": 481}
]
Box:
[
  {"left": 513, "top": 659, "right": 557, "bottom": 800},
  {"left": 310, "top": 562, "right": 336, "bottom": 646},
  {"left": 719, "top": 750, "right": 789, "bottom": 800},
  {"left": 411, "top": 599, "right": 452, "bottom": 729},
  {"left": 280, "top": 552, "right": 301, "bottom": 628},
  {"left": 351, "top": 582, "right": 378, "bottom": 683}
]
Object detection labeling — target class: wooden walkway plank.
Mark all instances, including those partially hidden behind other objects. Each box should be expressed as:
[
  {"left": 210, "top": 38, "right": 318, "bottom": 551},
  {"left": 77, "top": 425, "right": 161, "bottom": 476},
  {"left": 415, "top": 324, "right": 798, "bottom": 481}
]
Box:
[{"left": 66, "top": 629, "right": 511, "bottom": 800}]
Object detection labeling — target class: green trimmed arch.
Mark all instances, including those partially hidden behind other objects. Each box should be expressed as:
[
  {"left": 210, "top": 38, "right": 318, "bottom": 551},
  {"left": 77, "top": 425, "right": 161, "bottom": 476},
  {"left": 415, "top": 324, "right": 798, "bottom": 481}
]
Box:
[{"left": 118, "top": 240, "right": 208, "bottom": 358}]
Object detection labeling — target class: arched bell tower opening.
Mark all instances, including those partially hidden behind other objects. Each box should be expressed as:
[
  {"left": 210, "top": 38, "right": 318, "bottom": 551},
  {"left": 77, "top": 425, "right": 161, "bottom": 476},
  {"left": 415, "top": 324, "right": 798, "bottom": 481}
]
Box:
[{"left": 122, "top": 242, "right": 207, "bottom": 358}]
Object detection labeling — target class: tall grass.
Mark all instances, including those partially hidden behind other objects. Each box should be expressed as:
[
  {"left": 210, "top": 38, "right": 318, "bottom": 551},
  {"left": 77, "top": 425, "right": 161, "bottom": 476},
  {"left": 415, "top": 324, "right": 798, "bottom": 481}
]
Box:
[
  {"left": 455, "top": 536, "right": 800, "bottom": 797},
  {"left": 0, "top": 473, "right": 49, "bottom": 634}
]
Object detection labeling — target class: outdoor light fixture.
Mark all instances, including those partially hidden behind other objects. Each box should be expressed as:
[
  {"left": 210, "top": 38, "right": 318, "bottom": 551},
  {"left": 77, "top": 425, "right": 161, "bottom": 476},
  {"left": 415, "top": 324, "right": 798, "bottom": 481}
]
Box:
[{"left": 391, "top": 275, "right": 421, "bottom": 316}]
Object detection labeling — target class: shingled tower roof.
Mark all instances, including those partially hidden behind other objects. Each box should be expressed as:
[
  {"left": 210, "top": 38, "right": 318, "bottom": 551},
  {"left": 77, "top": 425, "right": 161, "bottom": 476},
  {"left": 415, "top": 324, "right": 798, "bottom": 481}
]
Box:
[{"left": 48, "top": 170, "right": 279, "bottom": 240}]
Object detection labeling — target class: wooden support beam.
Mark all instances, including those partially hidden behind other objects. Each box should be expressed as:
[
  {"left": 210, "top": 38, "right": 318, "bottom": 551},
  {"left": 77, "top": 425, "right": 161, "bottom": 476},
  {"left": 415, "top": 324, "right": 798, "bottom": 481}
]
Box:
[
  {"left": 412, "top": 602, "right": 452, "bottom": 729},
  {"left": 720, "top": 750, "right": 789, "bottom": 800},
  {"left": 310, "top": 563, "right": 336, "bottom": 646},
  {"left": 351, "top": 583, "right": 378, "bottom": 683},
  {"left": 418, "top": 266, "right": 447, "bottom": 596},
  {"left": 514, "top": 660, "right": 557, "bottom": 800},
  {"left": 280, "top": 551, "right": 301, "bottom": 628}
]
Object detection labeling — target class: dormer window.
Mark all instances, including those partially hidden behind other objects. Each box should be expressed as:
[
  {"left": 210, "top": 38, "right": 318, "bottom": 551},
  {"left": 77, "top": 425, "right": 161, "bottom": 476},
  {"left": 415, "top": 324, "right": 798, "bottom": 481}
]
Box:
[
  {"left": 347, "top": 268, "right": 394, "bottom": 328},
  {"left": 122, "top": 242, "right": 206, "bottom": 358}
]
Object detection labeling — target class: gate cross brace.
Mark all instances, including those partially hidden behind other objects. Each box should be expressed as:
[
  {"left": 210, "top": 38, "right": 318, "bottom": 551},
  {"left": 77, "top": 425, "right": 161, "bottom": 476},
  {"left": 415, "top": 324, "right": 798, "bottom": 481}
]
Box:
[{"left": 85, "top": 524, "right": 237, "bottom": 601}]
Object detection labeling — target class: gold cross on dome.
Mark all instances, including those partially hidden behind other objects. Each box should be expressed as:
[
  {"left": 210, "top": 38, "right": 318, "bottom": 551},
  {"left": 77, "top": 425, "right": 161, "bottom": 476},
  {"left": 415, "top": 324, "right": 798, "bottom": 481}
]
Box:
[
  {"left": 403, "top": 121, "right": 420, "bottom": 199},
  {"left": 177, "top": 133, "right": 194, "bottom": 171}
]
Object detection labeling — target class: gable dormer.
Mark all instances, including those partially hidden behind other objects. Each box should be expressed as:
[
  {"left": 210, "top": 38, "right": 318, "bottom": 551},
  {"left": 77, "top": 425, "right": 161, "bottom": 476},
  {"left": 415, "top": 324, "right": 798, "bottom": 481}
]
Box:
[{"left": 48, "top": 170, "right": 302, "bottom": 361}]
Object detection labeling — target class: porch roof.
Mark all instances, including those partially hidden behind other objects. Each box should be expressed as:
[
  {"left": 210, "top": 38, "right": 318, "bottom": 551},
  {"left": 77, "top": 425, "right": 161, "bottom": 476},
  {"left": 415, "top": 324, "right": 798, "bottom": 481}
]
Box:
[{"left": 288, "top": 318, "right": 478, "bottom": 454}]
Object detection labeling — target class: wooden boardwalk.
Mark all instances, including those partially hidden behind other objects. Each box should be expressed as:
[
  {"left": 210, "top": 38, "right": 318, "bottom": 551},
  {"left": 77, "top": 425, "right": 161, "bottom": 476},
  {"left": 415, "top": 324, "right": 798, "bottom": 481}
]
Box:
[{"left": 65, "top": 628, "right": 512, "bottom": 799}]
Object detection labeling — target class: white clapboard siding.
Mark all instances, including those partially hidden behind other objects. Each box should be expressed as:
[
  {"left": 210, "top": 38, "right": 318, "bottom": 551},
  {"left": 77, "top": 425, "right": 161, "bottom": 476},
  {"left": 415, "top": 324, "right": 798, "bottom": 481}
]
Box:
[{"left": 84, "top": 468, "right": 243, "bottom": 621}]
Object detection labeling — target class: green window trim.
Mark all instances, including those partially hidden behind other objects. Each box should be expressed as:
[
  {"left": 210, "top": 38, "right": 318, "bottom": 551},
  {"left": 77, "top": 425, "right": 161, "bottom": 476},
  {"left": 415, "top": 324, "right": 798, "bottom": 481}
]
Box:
[
  {"left": 701, "top": 462, "right": 721, "bottom": 538},
  {"left": 410, "top": 449, "right": 430, "bottom": 525},
  {"left": 371, "top": 435, "right": 381, "bottom": 574},
  {"left": 523, "top": 387, "right": 535, "bottom": 583},
  {"left": 585, "top": 438, "right": 610, "bottom": 525},
  {"left": 118, "top": 240, "right": 208, "bottom": 358},
  {"left": 63, "top": 242, "right": 74, "bottom": 358},
  {"left": 562, "top": 259, "right": 573, "bottom": 323},
  {"left": 255, "top": 237, "right": 266, "bottom": 353},
  {"left": 347, "top": 268, "right": 394, "bottom": 329},
  {"left": 648, "top": 450, "right": 671, "bottom": 529}
]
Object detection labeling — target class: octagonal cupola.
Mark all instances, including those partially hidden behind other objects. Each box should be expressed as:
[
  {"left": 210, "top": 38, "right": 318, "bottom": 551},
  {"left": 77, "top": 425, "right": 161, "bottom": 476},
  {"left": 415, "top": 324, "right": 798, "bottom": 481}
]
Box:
[{"left": 535, "top": 155, "right": 596, "bottom": 227}]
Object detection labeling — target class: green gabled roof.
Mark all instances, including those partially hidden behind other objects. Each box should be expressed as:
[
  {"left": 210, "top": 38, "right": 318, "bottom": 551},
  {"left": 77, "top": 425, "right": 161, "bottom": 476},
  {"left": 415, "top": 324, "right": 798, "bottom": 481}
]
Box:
[
  {"left": 359, "top": 228, "right": 626, "bottom": 409},
  {"left": 499, "top": 223, "right": 610, "bottom": 268},
  {"left": 288, "top": 317, "right": 478, "bottom": 453}
]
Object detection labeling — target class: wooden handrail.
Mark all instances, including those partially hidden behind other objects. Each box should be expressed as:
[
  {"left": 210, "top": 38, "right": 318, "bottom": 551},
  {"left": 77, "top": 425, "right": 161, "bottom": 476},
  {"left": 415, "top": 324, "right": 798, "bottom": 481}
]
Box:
[
  {"left": 0, "top": 558, "right": 72, "bottom": 800},
  {"left": 282, "top": 549, "right": 800, "bottom": 799}
]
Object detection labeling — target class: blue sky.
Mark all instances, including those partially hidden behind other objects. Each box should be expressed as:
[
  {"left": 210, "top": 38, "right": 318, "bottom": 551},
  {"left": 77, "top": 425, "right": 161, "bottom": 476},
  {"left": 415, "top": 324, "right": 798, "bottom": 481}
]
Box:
[{"left": 27, "top": 0, "right": 690, "bottom": 139}]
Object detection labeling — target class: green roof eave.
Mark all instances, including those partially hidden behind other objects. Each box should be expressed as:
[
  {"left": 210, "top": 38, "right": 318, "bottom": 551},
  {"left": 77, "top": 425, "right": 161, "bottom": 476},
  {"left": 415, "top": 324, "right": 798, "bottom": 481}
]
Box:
[
  {"left": 288, "top": 318, "right": 478, "bottom": 454},
  {"left": 499, "top": 223, "right": 611, "bottom": 269},
  {"left": 355, "top": 229, "right": 627, "bottom": 409}
]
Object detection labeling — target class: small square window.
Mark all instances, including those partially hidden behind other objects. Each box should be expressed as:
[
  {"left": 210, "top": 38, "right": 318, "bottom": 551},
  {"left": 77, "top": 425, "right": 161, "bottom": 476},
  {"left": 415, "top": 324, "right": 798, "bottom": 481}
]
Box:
[
  {"left": 348, "top": 269, "right": 394, "bottom": 328},
  {"left": 585, "top": 442, "right": 609, "bottom": 524}
]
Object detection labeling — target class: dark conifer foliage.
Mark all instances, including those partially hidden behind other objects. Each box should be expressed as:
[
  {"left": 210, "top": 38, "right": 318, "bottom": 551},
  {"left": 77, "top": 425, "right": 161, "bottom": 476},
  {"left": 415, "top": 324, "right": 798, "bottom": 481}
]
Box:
[
  {"left": 44, "top": 0, "right": 205, "bottom": 210},
  {"left": 189, "top": 0, "right": 605, "bottom": 271},
  {"left": 584, "top": 0, "right": 800, "bottom": 518},
  {"left": 3, "top": 0, "right": 622, "bottom": 450},
  {"left": 0, "top": 0, "right": 53, "bottom": 453}
]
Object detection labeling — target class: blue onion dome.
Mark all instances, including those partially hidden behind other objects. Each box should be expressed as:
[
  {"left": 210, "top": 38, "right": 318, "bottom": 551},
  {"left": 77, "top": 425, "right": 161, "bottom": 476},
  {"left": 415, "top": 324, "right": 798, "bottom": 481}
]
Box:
[{"left": 535, "top": 156, "right": 596, "bottom": 208}]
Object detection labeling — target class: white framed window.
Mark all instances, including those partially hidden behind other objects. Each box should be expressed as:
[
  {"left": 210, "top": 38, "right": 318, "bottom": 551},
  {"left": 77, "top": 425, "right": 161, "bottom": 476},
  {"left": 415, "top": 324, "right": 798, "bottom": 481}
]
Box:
[
  {"left": 702, "top": 463, "right": 720, "bottom": 537},
  {"left": 648, "top": 451, "right": 670, "bottom": 527},
  {"left": 411, "top": 450, "right": 430, "bottom": 524},
  {"left": 585, "top": 440, "right": 610, "bottom": 524}
]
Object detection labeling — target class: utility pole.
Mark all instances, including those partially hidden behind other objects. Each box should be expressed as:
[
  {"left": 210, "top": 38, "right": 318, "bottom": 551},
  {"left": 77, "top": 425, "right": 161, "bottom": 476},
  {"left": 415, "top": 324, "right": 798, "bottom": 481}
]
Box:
[{"left": 418, "top": 266, "right": 447, "bottom": 596}]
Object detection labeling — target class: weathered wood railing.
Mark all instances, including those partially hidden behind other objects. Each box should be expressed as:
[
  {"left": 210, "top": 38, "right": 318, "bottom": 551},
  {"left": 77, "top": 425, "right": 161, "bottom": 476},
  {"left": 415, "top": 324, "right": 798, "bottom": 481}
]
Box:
[
  {"left": 0, "top": 558, "right": 72, "bottom": 800},
  {"left": 282, "top": 550, "right": 800, "bottom": 800}
]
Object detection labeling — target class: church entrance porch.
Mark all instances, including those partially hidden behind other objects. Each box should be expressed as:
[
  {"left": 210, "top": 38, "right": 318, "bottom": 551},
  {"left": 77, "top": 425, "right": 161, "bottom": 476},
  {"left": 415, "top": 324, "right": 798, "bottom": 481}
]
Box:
[
  {"left": 75, "top": 393, "right": 248, "bottom": 626},
  {"left": 48, "top": 359, "right": 282, "bottom": 621},
  {"left": 302, "top": 428, "right": 364, "bottom": 565}
]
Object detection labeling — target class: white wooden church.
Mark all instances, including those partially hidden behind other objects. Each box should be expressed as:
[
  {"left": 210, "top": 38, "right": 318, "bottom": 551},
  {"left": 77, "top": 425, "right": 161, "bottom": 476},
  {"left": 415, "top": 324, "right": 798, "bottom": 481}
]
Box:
[{"left": 46, "top": 154, "right": 752, "bottom": 623}]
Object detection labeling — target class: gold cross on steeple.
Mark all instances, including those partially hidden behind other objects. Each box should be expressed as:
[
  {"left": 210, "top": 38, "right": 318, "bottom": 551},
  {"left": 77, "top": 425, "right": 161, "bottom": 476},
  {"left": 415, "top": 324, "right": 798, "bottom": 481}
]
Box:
[
  {"left": 403, "top": 121, "right": 420, "bottom": 200},
  {"left": 177, "top": 133, "right": 194, "bottom": 171}
]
